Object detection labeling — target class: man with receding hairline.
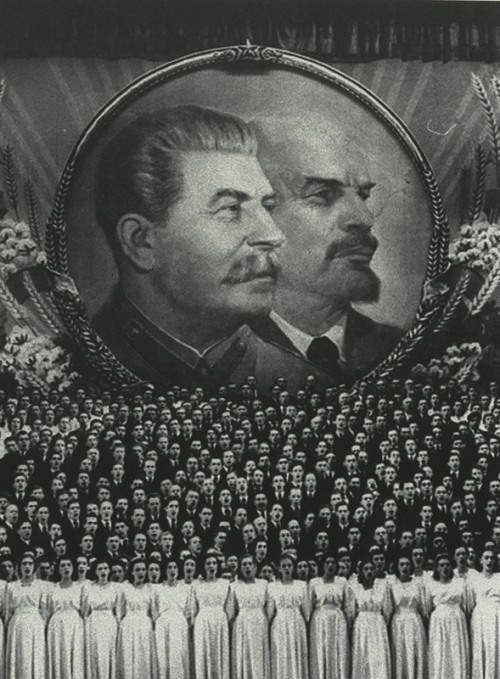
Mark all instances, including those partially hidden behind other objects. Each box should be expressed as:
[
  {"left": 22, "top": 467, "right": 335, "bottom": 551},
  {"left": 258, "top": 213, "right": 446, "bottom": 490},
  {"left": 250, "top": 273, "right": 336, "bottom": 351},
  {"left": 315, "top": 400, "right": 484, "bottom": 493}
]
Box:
[{"left": 250, "top": 113, "right": 404, "bottom": 387}]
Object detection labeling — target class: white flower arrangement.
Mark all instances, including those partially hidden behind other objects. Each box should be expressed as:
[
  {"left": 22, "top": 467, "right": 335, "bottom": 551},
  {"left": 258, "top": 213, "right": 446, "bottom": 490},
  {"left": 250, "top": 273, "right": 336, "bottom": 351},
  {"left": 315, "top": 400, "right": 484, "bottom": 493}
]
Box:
[
  {"left": 0, "top": 325, "right": 79, "bottom": 390},
  {"left": 448, "top": 221, "right": 500, "bottom": 273},
  {"left": 0, "top": 217, "right": 46, "bottom": 280},
  {"left": 0, "top": 213, "right": 63, "bottom": 336},
  {"left": 410, "top": 342, "right": 482, "bottom": 384}
]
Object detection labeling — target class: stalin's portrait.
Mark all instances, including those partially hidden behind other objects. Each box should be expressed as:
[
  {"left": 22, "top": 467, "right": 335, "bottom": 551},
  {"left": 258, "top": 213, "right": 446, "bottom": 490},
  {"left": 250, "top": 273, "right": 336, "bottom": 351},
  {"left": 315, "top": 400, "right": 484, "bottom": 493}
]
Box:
[{"left": 93, "top": 105, "right": 286, "bottom": 389}]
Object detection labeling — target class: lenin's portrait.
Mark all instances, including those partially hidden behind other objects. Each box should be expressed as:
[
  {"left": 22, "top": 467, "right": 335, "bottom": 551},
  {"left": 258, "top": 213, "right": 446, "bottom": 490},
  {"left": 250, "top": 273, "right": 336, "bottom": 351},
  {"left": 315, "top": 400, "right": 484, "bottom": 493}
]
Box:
[{"left": 60, "top": 49, "right": 441, "bottom": 390}]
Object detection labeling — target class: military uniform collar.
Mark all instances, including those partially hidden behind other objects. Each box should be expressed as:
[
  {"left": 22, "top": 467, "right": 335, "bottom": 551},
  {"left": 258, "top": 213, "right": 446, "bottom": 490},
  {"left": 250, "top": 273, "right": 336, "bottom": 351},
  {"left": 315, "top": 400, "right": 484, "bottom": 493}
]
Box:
[
  {"left": 95, "top": 286, "right": 252, "bottom": 385},
  {"left": 122, "top": 291, "right": 238, "bottom": 370}
]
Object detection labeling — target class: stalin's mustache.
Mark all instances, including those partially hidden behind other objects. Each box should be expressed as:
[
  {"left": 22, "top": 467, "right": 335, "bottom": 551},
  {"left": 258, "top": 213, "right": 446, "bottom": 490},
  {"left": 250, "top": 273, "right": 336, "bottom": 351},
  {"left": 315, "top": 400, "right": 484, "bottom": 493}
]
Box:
[{"left": 222, "top": 253, "right": 281, "bottom": 284}]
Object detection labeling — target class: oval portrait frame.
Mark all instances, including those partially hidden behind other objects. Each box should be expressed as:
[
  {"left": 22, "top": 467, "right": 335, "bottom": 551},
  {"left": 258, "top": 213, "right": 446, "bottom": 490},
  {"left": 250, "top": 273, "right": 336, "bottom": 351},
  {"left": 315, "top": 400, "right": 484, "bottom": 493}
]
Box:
[{"left": 46, "top": 43, "right": 450, "bottom": 391}]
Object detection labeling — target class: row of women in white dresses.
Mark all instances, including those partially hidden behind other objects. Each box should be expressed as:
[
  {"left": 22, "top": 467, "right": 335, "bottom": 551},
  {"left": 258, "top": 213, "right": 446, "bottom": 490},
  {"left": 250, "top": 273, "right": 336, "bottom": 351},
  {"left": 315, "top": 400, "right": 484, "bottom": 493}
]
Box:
[{"left": 0, "top": 570, "right": 499, "bottom": 679}]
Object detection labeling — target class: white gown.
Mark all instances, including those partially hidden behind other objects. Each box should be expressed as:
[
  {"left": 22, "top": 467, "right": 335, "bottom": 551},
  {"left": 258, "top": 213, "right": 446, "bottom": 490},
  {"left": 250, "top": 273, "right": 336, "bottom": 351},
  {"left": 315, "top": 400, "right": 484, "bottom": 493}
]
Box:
[
  {"left": 230, "top": 579, "right": 270, "bottom": 679},
  {"left": 309, "top": 577, "right": 352, "bottom": 679},
  {"left": 426, "top": 578, "right": 471, "bottom": 679},
  {"left": 155, "top": 582, "right": 192, "bottom": 679},
  {"left": 192, "top": 578, "right": 230, "bottom": 679},
  {"left": 47, "top": 583, "right": 85, "bottom": 679},
  {"left": 117, "top": 583, "right": 157, "bottom": 679},
  {"left": 389, "top": 578, "right": 428, "bottom": 679},
  {"left": 469, "top": 572, "right": 500, "bottom": 679},
  {"left": 5, "top": 579, "right": 47, "bottom": 679},
  {"left": 351, "top": 580, "right": 392, "bottom": 679},
  {"left": 83, "top": 583, "right": 119, "bottom": 679},
  {"left": 268, "top": 580, "right": 309, "bottom": 679}
]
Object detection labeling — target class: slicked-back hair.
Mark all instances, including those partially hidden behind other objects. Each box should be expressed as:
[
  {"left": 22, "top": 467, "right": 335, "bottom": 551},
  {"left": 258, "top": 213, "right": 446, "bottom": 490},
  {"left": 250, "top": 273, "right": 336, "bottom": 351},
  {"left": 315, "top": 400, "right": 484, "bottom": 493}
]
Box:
[{"left": 95, "top": 105, "right": 258, "bottom": 258}]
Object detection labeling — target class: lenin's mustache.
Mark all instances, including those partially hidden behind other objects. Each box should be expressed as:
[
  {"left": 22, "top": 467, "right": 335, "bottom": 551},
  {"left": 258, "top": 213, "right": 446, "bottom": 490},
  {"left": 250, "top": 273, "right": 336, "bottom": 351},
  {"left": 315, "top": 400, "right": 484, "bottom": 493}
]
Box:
[
  {"left": 325, "top": 233, "right": 379, "bottom": 261},
  {"left": 222, "top": 253, "right": 281, "bottom": 284}
]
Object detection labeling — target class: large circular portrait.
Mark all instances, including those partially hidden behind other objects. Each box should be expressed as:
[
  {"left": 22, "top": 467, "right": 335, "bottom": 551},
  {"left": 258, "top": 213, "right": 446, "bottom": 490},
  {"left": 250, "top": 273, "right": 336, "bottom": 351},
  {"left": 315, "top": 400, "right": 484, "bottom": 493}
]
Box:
[{"left": 47, "top": 45, "right": 448, "bottom": 393}]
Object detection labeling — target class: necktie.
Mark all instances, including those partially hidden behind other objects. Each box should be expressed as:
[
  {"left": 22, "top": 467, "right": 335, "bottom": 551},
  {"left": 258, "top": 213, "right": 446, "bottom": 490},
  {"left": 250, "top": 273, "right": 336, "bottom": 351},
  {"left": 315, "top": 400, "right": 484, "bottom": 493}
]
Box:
[{"left": 306, "top": 337, "right": 341, "bottom": 373}]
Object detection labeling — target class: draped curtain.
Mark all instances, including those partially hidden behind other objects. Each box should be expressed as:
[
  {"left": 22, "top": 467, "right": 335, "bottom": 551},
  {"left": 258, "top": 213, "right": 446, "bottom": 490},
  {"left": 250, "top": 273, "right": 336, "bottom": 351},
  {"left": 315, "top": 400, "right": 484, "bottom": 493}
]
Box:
[{"left": 0, "top": 1, "right": 500, "bottom": 62}]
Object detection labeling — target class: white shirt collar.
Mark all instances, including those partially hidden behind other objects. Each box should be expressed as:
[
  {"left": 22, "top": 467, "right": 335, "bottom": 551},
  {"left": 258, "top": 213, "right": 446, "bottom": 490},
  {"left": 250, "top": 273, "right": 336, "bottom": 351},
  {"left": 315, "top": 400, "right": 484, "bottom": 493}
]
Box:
[{"left": 270, "top": 311, "right": 347, "bottom": 361}]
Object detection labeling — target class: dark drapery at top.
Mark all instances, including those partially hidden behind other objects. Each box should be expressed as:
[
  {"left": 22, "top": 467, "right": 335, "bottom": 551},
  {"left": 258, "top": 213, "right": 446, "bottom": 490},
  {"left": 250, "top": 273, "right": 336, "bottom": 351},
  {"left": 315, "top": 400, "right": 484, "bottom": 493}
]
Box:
[{"left": 1, "top": 0, "right": 500, "bottom": 62}]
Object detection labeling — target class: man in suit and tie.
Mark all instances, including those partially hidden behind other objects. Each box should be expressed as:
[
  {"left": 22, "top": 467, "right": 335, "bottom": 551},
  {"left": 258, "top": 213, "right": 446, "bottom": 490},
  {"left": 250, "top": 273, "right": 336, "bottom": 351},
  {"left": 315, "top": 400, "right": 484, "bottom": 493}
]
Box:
[
  {"left": 13, "top": 520, "right": 36, "bottom": 560},
  {"left": 95, "top": 500, "right": 115, "bottom": 543},
  {"left": 130, "top": 532, "right": 149, "bottom": 560},
  {"left": 463, "top": 491, "right": 482, "bottom": 537},
  {"left": 303, "top": 472, "right": 321, "bottom": 515},
  {"left": 269, "top": 474, "right": 287, "bottom": 508},
  {"left": 432, "top": 485, "right": 450, "bottom": 525},
  {"left": 99, "top": 533, "right": 125, "bottom": 562},
  {"left": 199, "top": 477, "right": 217, "bottom": 511},
  {"left": 250, "top": 113, "right": 404, "bottom": 389},
  {"left": 398, "top": 481, "right": 421, "bottom": 531},
  {"left": 267, "top": 503, "right": 284, "bottom": 545},
  {"left": 285, "top": 487, "right": 304, "bottom": 524},
  {"left": 109, "top": 463, "right": 129, "bottom": 503},
  {"left": 179, "top": 489, "right": 199, "bottom": 524},
  {"left": 1, "top": 504, "right": 19, "bottom": 549},
  {"left": 286, "top": 463, "right": 305, "bottom": 496},
  {"left": 331, "top": 414, "right": 355, "bottom": 463},
  {"left": 252, "top": 411, "right": 270, "bottom": 442},
  {"left": 12, "top": 473, "right": 28, "bottom": 507},
  {"left": 209, "top": 458, "right": 226, "bottom": 493},
  {"left": 250, "top": 493, "right": 269, "bottom": 523},
  {"left": 142, "top": 459, "right": 160, "bottom": 495},
  {"left": 215, "top": 488, "right": 234, "bottom": 523},
  {"left": 163, "top": 498, "right": 181, "bottom": 537},
  {"left": 330, "top": 502, "right": 351, "bottom": 548},
  {"left": 400, "top": 439, "right": 420, "bottom": 481},
  {"left": 197, "top": 506, "right": 215, "bottom": 551},
  {"left": 63, "top": 499, "right": 83, "bottom": 553},
  {"left": 31, "top": 504, "right": 52, "bottom": 553}
]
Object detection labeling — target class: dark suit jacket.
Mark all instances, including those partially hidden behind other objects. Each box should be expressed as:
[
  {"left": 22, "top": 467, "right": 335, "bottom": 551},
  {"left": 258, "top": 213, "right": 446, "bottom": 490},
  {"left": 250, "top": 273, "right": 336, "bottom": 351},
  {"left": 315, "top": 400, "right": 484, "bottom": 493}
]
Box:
[{"left": 250, "top": 308, "right": 404, "bottom": 388}]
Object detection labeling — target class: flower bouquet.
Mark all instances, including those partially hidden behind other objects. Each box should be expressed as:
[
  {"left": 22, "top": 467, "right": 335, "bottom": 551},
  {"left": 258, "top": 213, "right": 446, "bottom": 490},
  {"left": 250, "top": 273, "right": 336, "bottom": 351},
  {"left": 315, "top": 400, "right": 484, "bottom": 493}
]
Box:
[{"left": 0, "top": 81, "right": 78, "bottom": 391}]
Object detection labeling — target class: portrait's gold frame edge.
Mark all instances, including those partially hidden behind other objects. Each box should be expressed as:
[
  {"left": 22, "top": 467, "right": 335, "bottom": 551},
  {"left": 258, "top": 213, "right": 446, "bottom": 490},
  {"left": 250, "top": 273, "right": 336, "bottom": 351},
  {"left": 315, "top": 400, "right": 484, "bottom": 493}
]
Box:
[{"left": 45, "top": 43, "right": 450, "bottom": 392}]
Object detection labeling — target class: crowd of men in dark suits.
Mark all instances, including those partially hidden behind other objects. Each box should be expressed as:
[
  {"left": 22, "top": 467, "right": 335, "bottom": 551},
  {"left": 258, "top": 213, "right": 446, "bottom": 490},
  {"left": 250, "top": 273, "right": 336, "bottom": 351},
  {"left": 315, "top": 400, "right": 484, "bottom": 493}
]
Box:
[{"left": 0, "top": 373, "right": 498, "bottom": 580}]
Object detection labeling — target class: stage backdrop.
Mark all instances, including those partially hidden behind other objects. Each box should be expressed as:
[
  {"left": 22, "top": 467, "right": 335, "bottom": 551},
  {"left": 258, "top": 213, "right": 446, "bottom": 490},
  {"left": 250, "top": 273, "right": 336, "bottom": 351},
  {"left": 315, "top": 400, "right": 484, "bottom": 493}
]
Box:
[
  {"left": 0, "top": 57, "right": 492, "bottom": 219},
  {"left": 0, "top": 57, "right": 494, "bottom": 321}
]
